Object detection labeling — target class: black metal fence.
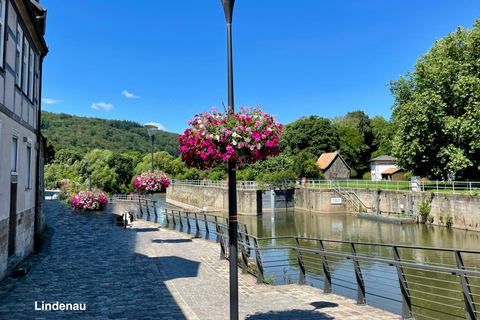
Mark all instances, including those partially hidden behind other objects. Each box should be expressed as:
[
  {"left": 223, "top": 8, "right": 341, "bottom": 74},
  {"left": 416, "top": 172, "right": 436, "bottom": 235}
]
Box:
[{"left": 131, "top": 203, "right": 480, "bottom": 320}]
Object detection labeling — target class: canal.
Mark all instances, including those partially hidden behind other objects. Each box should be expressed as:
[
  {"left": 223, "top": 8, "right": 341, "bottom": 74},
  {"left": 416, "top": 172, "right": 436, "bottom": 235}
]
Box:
[{"left": 148, "top": 193, "right": 480, "bottom": 319}]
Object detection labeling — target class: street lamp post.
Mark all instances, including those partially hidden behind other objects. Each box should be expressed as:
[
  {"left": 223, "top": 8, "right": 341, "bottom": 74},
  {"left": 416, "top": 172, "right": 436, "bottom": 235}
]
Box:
[
  {"left": 220, "top": 1, "right": 238, "bottom": 319},
  {"left": 145, "top": 124, "right": 158, "bottom": 172},
  {"left": 83, "top": 158, "right": 91, "bottom": 191}
]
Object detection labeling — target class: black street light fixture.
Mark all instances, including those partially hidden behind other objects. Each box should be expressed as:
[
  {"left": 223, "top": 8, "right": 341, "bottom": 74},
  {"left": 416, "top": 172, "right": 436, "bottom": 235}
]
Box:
[
  {"left": 145, "top": 124, "right": 158, "bottom": 172},
  {"left": 220, "top": 0, "right": 238, "bottom": 319}
]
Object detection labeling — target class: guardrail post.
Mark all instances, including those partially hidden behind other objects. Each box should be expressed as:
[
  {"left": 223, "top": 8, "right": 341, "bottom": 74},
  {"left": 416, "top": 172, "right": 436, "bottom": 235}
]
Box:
[
  {"left": 295, "top": 237, "right": 306, "bottom": 285},
  {"left": 194, "top": 213, "right": 201, "bottom": 238},
  {"left": 145, "top": 200, "right": 150, "bottom": 216},
  {"left": 204, "top": 214, "right": 209, "bottom": 239},
  {"left": 218, "top": 225, "right": 226, "bottom": 260},
  {"left": 214, "top": 216, "right": 220, "bottom": 243},
  {"left": 186, "top": 212, "right": 191, "bottom": 232},
  {"left": 319, "top": 240, "right": 332, "bottom": 293},
  {"left": 253, "top": 238, "right": 264, "bottom": 284},
  {"left": 178, "top": 211, "right": 183, "bottom": 229},
  {"left": 152, "top": 201, "right": 157, "bottom": 217},
  {"left": 164, "top": 209, "right": 169, "bottom": 224},
  {"left": 241, "top": 233, "right": 248, "bottom": 274},
  {"left": 393, "top": 246, "right": 414, "bottom": 319},
  {"left": 350, "top": 243, "right": 366, "bottom": 305},
  {"left": 138, "top": 199, "right": 143, "bottom": 218},
  {"left": 455, "top": 251, "right": 477, "bottom": 320}
]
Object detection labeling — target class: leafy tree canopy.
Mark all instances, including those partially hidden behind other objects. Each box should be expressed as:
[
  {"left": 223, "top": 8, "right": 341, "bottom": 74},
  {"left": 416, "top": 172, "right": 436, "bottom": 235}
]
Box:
[
  {"left": 390, "top": 19, "right": 480, "bottom": 179},
  {"left": 280, "top": 115, "right": 339, "bottom": 156}
]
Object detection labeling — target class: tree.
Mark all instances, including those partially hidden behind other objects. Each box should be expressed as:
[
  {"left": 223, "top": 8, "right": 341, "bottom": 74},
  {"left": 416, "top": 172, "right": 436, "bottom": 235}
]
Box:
[
  {"left": 370, "top": 116, "right": 397, "bottom": 159},
  {"left": 390, "top": 19, "right": 480, "bottom": 179},
  {"left": 280, "top": 116, "right": 339, "bottom": 156}
]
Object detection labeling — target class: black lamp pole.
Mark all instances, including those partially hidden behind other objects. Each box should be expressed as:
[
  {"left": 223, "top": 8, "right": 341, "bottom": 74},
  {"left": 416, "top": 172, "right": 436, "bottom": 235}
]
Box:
[
  {"left": 220, "top": 0, "right": 238, "bottom": 319},
  {"left": 145, "top": 124, "right": 158, "bottom": 172}
]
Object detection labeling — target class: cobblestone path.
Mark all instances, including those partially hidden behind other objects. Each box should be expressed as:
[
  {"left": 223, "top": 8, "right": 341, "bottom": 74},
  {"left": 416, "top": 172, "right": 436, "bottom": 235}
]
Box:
[{"left": 0, "top": 201, "right": 398, "bottom": 319}]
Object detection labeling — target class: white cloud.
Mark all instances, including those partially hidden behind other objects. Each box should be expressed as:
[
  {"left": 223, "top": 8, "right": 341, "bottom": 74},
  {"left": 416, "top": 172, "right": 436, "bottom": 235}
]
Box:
[
  {"left": 144, "top": 122, "right": 166, "bottom": 131},
  {"left": 42, "top": 98, "right": 62, "bottom": 104},
  {"left": 122, "top": 90, "right": 140, "bottom": 98},
  {"left": 90, "top": 102, "right": 114, "bottom": 111}
]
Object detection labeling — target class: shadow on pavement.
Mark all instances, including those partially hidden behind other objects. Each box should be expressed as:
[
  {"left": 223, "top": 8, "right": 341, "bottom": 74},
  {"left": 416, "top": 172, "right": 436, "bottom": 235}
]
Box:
[
  {"left": 311, "top": 301, "right": 339, "bottom": 309},
  {"left": 134, "top": 227, "right": 161, "bottom": 232},
  {"left": 152, "top": 238, "right": 193, "bottom": 244},
  {"left": 245, "top": 309, "right": 335, "bottom": 319}
]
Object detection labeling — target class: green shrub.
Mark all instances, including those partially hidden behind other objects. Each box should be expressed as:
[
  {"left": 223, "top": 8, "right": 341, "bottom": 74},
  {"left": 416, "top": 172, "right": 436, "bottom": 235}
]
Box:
[
  {"left": 403, "top": 172, "right": 412, "bottom": 181},
  {"left": 427, "top": 215, "right": 434, "bottom": 223},
  {"left": 362, "top": 172, "right": 372, "bottom": 180},
  {"left": 418, "top": 196, "right": 431, "bottom": 224},
  {"left": 445, "top": 215, "right": 453, "bottom": 228}
]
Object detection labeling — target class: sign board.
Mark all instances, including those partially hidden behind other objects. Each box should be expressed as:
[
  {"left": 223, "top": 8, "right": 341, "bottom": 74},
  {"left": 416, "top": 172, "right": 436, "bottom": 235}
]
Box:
[{"left": 331, "top": 198, "right": 342, "bottom": 205}]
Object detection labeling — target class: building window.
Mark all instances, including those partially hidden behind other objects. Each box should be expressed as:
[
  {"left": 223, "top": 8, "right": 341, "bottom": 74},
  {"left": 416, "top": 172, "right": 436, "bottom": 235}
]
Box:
[
  {"left": 11, "top": 136, "right": 18, "bottom": 172},
  {"left": 29, "top": 49, "right": 34, "bottom": 100},
  {"left": 22, "top": 40, "right": 29, "bottom": 91},
  {"left": 26, "top": 145, "right": 32, "bottom": 189},
  {"left": 0, "top": 0, "right": 6, "bottom": 68},
  {"left": 15, "top": 27, "right": 23, "bottom": 85}
]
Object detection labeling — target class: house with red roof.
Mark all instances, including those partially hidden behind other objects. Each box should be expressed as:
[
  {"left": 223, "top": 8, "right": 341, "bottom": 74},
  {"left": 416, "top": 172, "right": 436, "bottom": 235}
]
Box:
[
  {"left": 369, "top": 156, "right": 404, "bottom": 181},
  {"left": 316, "top": 151, "right": 350, "bottom": 179}
]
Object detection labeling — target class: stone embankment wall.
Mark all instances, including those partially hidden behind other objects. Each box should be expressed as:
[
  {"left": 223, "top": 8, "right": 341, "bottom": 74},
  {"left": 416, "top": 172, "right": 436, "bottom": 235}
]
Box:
[
  {"left": 166, "top": 184, "right": 259, "bottom": 215},
  {"left": 166, "top": 184, "right": 480, "bottom": 231},
  {"left": 296, "top": 187, "right": 480, "bottom": 231}
]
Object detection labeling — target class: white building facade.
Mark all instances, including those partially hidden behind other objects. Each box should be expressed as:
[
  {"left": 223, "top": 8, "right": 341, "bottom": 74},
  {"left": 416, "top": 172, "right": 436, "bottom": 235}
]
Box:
[
  {"left": 370, "top": 155, "right": 398, "bottom": 181},
  {"left": 0, "top": 0, "right": 47, "bottom": 280}
]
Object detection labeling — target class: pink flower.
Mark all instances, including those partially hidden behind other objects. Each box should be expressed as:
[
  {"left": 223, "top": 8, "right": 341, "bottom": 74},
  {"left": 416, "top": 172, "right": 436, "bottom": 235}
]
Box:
[{"left": 246, "top": 117, "right": 252, "bottom": 123}]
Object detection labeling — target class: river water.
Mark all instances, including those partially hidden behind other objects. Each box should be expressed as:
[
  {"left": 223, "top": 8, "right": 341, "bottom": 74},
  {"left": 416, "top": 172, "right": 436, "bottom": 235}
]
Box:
[{"left": 148, "top": 193, "right": 480, "bottom": 319}]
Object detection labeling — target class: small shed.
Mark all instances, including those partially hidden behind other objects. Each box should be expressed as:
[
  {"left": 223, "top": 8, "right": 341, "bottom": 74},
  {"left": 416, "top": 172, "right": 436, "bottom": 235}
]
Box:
[
  {"left": 381, "top": 167, "right": 405, "bottom": 181},
  {"left": 316, "top": 151, "right": 351, "bottom": 179}
]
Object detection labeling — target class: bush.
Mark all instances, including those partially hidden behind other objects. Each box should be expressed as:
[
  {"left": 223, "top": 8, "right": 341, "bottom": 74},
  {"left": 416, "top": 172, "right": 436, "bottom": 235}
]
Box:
[
  {"left": 418, "top": 196, "right": 431, "bottom": 224},
  {"left": 403, "top": 172, "right": 412, "bottom": 181},
  {"left": 362, "top": 172, "right": 372, "bottom": 180},
  {"left": 445, "top": 215, "right": 453, "bottom": 228}
]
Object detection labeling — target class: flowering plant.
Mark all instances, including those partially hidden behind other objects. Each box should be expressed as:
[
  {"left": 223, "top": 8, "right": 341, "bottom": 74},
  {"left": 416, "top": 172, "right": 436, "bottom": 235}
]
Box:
[
  {"left": 60, "top": 179, "right": 70, "bottom": 186},
  {"left": 72, "top": 189, "right": 108, "bottom": 211},
  {"left": 134, "top": 170, "right": 170, "bottom": 192},
  {"left": 178, "top": 106, "right": 282, "bottom": 170}
]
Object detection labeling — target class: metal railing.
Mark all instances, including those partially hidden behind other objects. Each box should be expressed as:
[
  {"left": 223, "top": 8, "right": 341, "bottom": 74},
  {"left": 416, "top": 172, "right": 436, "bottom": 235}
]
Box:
[
  {"left": 152, "top": 208, "right": 480, "bottom": 320},
  {"left": 171, "top": 179, "right": 258, "bottom": 190}
]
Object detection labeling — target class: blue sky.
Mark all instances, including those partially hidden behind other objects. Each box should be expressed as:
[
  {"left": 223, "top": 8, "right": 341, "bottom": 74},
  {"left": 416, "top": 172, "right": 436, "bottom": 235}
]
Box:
[{"left": 40, "top": 0, "right": 480, "bottom": 134}]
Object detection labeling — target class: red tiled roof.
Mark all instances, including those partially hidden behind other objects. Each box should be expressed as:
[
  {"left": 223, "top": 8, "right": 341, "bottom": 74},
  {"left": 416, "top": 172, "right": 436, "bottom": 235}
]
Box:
[
  {"left": 381, "top": 167, "right": 402, "bottom": 175},
  {"left": 316, "top": 152, "right": 338, "bottom": 170}
]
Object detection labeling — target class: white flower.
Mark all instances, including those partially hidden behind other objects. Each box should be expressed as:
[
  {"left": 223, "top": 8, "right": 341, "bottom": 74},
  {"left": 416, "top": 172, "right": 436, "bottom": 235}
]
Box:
[
  {"left": 250, "top": 146, "right": 255, "bottom": 150},
  {"left": 198, "top": 120, "right": 202, "bottom": 124},
  {"left": 245, "top": 138, "right": 251, "bottom": 143},
  {"left": 232, "top": 132, "right": 238, "bottom": 137},
  {"left": 232, "top": 140, "right": 237, "bottom": 146}
]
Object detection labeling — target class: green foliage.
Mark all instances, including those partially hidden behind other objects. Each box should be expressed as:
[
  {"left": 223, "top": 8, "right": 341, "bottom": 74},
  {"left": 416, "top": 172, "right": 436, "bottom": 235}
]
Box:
[
  {"left": 390, "top": 19, "right": 480, "bottom": 179},
  {"left": 418, "top": 196, "right": 431, "bottom": 224},
  {"left": 264, "top": 274, "right": 275, "bottom": 285},
  {"left": 41, "top": 111, "right": 180, "bottom": 156},
  {"left": 280, "top": 115, "right": 339, "bottom": 156},
  {"left": 362, "top": 172, "right": 371, "bottom": 180},
  {"left": 445, "top": 215, "right": 453, "bottom": 228},
  {"left": 403, "top": 172, "right": 412, "bottom": 181}
]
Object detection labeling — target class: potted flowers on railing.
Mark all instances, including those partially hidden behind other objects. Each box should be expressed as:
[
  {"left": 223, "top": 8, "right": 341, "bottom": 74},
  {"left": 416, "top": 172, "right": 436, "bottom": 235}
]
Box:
[
  {"left": 134, "top": 170, "right": 170, "bottom": 193},
  {"left": 72, "top": 189, "right": 108, "bottom": 211},
  {"left": 178, "top": 105, "right": 282, "bottom": 170}
]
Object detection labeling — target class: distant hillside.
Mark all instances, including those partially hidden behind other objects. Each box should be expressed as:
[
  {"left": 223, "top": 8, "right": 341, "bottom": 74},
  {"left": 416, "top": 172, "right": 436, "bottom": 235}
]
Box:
[{"left": 41, "top": 111, "right": 179, "bottom": 156}]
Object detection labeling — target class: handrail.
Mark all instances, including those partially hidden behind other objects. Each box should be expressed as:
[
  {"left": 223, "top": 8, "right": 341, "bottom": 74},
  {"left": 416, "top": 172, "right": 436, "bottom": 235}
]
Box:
[{"left": 141, "top": 208, "right": 479, "bottom": 320}]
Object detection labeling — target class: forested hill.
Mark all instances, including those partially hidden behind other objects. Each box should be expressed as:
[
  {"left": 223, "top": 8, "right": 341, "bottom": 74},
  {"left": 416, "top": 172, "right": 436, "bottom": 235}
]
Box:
[{"left": 41, "top": 111, "right": 180, "bottom": 156}]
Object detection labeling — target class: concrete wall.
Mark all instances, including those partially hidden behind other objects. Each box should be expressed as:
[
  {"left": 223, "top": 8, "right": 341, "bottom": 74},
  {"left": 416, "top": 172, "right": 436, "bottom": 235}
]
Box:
[
  {"left": 295, "top": 188, "right": 480, "bottom": 231},
  {"left": 166, "top": 184, "right": 259, "bottom": 215}
]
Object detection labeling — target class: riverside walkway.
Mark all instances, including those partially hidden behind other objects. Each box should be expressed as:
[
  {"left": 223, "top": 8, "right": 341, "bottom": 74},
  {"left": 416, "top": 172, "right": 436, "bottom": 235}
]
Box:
[{"left": 0, "top": 201, "right": 397, "bottom": 320}]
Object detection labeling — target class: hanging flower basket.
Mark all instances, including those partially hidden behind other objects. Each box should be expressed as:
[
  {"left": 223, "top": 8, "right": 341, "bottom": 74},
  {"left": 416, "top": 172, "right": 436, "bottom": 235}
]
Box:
[
  {"left": 134, "top": 170, "right": 170, "bottom": 193},
  {"left": 72, "top": 189, "right": 108, "bottom": 211},
  {"left": 178, "top": 106, "right": 282, "bottom": 170}
]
